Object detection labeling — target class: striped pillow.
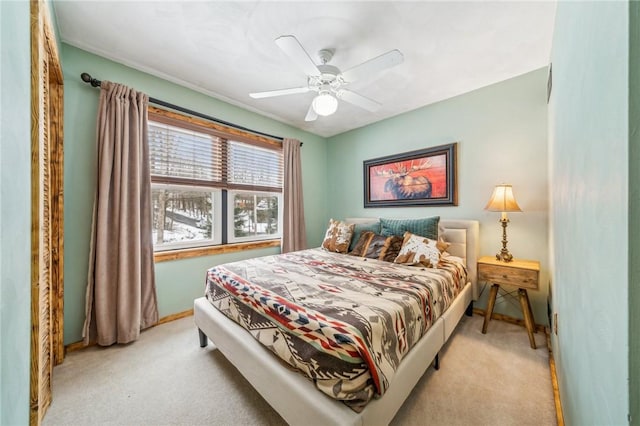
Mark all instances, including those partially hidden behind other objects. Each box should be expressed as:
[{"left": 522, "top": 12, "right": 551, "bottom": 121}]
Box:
[
  {"left": 348, "top": 231, "right": 404, "bottom": 262},
  {"left": 380, "top": 216, "right": 440, "bottom": 240},
  {"left": 348, "top": 221, "right": 381, "bottom": 252}
]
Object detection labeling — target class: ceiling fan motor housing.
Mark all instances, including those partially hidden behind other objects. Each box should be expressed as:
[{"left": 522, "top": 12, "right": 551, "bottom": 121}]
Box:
[{"left": 309, "top": 64, "right": 342, "bottom": 93}]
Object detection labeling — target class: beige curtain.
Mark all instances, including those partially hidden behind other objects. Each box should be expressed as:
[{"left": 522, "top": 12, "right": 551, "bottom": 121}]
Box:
[
  {"left": 83, "top": 81, "right": 158, "bottom": 346},
  {"left": 282, "top": 138, "right": 307, "bottom": 253}
]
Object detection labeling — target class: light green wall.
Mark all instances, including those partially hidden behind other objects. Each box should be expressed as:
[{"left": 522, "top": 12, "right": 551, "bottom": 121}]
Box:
[
  {"left": 61, "top": 44, "right": 328, "bottom": 344},
  {"left": 0, "top": 1, "right": 32, "bottom": 424},
  {"left": 629, "top": 1, "right": 639, "bottom": 423},
  {"left": 326, "top": 69, "right": 549, "bottom": 324},
  {"left": 549, "top": 2, "right": 629, "bottom": 424}
]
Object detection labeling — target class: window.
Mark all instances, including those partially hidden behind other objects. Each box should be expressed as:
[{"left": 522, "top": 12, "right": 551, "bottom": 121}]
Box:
[
  {"left": 148, "top": 107, "right": 283, "bottom": 252},
  {"left": 151, "top": 185, "right": 222, "bottom": 250},
  {"left": 228, "top": 190, "right": 282, "bottom": 243}
]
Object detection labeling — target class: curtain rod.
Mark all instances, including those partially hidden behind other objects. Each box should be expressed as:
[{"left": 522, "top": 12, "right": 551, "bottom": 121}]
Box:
[{"left": 80, "top": 72, "right": 287, "bottom": 142}]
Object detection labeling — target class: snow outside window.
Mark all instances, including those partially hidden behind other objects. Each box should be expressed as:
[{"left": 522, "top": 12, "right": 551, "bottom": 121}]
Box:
[
  {"left": 152, "top": 185, "right": 222, "bottom": 251},
  {"left": 227, "top": 190, "right": 282, "bottom": 243}
]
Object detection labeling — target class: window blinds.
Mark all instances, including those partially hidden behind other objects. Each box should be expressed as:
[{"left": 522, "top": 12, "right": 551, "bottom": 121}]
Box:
[
  {"left": 148, "top": 121, "right": 223, "bottom": 183},
  {"left": 227, "top": 141, "right": 283, "bottom": 189},
  {"left": 148, "top": 114, "right": 283, "bottom": 192}
]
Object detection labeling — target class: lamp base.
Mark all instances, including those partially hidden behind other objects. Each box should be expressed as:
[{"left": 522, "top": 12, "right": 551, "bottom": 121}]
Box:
[
  {"left": 496, "top": 250, "right": 514, "bottom": 262},
  {"left": 496, "top": 217, "right": 514, "bottom": 262}
]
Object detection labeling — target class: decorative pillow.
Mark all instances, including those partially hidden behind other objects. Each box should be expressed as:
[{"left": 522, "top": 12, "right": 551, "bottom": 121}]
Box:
[
  {"left": 348, "top": 221, "right": 381, "bottom": 252},
  {"left": 362, "top": 234, "right": 398, "bottom": 261},
  {"left": 321, "top": 219, "right": 355, "bottom": 253},
  {"left": 437, "top": 238, "right": 451, "bottom": 253},
  {"left": 348, "top": 231, "right": 404, "bottom": 262},
  {"left": 380, "top": 216, "right": 440, "bottom": 240},
  {"left": 348, "top": 231, "right": 375, "bottom": 257},
  {"left": 379, "top": 235, "right": 404, "bottom": 262},
  {"left": 394, "top": 231, "right": 442, "bottom": 268}
]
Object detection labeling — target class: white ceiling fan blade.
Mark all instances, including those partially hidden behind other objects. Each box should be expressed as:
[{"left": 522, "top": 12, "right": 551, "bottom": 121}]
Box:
[
  {"left": 304, "top": 103, "right": 318, "bottom": 122},
  {"left": 249, "top": 86, "right": 309, "bottom": 99},
  {"left": 275, "top": 35, "right": 321, "bottom": 77},
  {"left": 341, "top": 49, "right": 404, "bottom": 83},
  {"left": 336, "top": 89, "right": 382, "bottom": 112}
]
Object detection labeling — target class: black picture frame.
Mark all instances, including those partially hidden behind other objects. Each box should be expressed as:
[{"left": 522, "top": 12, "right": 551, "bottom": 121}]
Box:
[{"left": 364, "top": 142, "right": 458, "bottom": 207}]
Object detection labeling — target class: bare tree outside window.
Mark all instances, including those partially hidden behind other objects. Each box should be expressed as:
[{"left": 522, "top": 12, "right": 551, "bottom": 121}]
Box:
[{"left": 230, "top": 191, "right": 280, "bottom": 242}]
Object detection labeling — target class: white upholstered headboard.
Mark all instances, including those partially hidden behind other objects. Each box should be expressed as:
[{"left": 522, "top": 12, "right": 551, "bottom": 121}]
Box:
[{"left": 440, "top": 220, "right": 480, "bottom": 300}]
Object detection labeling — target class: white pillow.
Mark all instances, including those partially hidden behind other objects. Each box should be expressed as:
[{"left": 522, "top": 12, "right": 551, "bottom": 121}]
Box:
[
  {"left": 321, "top": 219, "right": 355, "bottom": 253},
  {"left": 394, "top": 232, "right": 441, "bottom": 268}
]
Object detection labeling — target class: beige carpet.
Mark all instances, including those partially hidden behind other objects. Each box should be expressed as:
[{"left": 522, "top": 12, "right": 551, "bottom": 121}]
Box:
[{"left": 44, "top": 314, "right": 556, "bottom": 426}]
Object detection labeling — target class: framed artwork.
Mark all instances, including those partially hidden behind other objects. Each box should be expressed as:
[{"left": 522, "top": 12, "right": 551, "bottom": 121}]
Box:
[{"left": 364, "top": 142, "right": 458, "bottom": 207}]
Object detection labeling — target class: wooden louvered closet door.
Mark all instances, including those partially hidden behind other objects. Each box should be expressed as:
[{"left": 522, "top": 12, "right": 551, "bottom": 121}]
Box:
[{"left": 30, "top": 1, "right": 64, "bottom": 424}]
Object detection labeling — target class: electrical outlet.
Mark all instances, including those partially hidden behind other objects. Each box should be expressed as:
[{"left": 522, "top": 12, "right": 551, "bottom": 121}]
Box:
[{"left": 553, "top": 312, "right": 558, "bottom": 335}]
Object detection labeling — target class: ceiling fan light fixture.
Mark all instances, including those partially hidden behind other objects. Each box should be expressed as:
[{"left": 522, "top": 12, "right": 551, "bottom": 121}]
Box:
[{"left": 312, "top": 92, "right": 338, "bottom": 116}]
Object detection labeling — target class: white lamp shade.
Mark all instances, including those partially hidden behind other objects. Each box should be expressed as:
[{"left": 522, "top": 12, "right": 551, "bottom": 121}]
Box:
[
  {"left": 485, "top": 184, "right": 522, "bottom": 212},
  {"left": 312, "top": 93, "right": 338, "bottom": 116}
]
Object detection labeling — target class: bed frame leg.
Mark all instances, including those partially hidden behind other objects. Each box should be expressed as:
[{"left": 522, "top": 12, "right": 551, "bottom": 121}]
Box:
[
  {"left": 465, "top": 301, "right": 474, "bottom": 317},
  {"left": 434, "top": 353, "right": 440, "bottom": 370},
  {"left": 198, "top": 328, "right": 208, "bottom": 347}
]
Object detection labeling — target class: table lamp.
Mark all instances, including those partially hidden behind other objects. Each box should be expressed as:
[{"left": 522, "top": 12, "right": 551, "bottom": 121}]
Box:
[{"left": 484, "top": 184, "right": 522, "bottom": 262}]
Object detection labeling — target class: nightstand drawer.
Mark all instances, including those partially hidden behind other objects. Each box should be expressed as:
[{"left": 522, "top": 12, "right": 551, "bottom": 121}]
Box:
[{"left": 478, "top": 263, "right": 539, "bottom": 290}]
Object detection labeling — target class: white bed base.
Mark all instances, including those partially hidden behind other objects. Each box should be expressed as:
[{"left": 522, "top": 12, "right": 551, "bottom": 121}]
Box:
[{"left": 194, "top": 219, "right": 479, "bottom": 426}]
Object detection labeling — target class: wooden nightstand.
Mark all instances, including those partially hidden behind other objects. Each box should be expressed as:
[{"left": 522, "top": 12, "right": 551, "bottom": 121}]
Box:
[{"left": 478, "top": 256, "right": 540, "bottom": 349}]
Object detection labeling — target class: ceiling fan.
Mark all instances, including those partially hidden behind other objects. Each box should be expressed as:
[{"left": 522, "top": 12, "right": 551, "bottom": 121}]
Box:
[{"left": 250, "top": 35, "right": 404, "bottom": 122}]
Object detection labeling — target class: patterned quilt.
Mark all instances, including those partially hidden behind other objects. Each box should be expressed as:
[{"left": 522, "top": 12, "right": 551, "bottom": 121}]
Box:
[{"left": 205, "top": 248, "right": 467, "bottom": 411}]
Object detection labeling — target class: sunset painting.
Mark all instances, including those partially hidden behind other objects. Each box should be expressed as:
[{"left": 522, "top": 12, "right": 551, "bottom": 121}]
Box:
[{"left": 364, "top": 143, "right": 457, "bottom": 207}]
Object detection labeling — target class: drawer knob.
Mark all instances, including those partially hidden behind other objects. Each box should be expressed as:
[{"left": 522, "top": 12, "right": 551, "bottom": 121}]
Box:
[{"left": 502, "top": 274, "right": 508, "bottom": 279}]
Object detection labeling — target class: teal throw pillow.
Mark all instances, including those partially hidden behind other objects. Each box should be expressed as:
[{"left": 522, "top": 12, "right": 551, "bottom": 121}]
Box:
[{"left": 380, "top": 216, "right": 440, "bottom": 240}]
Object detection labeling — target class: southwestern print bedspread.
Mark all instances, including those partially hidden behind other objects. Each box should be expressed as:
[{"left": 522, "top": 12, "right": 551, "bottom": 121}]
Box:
[{"left": 204, "top": 248, "right": 467, "bottom": 411}]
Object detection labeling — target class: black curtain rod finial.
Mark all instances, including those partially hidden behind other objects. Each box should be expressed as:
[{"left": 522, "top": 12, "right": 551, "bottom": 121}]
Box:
[{"left": 81, "top": 72, "right": 101, "bottom": 87}]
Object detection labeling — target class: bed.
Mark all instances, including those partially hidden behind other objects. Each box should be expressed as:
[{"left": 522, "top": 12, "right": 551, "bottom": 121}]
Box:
[{"left": 194, "top": 219, "right": 479, "bottom": 425}]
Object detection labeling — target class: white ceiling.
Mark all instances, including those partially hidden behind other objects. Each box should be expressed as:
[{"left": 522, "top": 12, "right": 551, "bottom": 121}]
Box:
[{"left": 53, "top": 1, "right": 556, "bottom": 138}]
